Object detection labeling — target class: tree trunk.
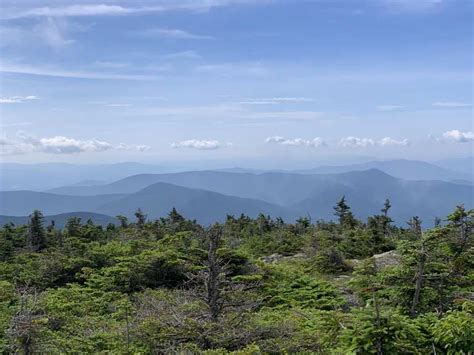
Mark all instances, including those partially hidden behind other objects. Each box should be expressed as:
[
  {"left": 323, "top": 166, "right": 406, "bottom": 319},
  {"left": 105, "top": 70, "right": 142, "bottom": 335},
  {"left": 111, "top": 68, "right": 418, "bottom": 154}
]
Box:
[
  {"left": 410, "top": 238, "right": 426, "bottom": 317},
  {"left": 206, "top": 228, "right": 221, "bottom": 321}
]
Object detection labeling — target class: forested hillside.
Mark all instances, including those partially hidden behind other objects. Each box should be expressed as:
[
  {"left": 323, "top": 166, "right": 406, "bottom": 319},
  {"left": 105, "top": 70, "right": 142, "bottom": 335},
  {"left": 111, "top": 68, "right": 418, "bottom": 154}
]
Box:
[{"left": 0, "top": 199, "right": 472, "bottom": 353}]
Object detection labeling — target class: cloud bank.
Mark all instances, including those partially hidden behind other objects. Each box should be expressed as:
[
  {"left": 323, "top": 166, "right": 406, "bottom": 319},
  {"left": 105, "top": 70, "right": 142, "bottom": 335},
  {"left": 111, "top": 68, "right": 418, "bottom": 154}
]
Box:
[{"left": 0, "top": 132, "right": 150, "bottom": 155}]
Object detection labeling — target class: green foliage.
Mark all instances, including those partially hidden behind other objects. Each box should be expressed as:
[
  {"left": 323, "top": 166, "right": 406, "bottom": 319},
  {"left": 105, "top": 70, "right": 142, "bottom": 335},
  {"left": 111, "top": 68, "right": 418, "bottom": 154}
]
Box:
[
  {"left": 0, "top": 205, "right": 471, "bottom": 352},
  {"left": 339, "top": 307, "right": 429, "bottom": 354},
  {"left": 429, "top": 304, "right": 474, "bottom": 354}
]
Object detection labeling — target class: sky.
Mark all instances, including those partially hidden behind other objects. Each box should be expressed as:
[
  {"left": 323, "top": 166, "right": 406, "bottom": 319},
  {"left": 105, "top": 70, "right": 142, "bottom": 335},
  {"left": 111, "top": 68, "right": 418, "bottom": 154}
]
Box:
[{"left": 0, "top": 0, "right": 472, "bottom": 167}]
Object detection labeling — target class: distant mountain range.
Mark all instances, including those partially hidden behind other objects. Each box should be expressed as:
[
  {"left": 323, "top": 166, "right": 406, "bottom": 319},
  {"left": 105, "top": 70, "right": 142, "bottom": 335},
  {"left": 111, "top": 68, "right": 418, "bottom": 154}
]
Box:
[
  {"left": 434, "top": 157, "right": 473, "bottom": 175},
  {"left": 1, "top": 158, "right": 472, "bottom": 191},
  {"left": 0, "top": 162, "right": 182, "bottom": 191},
  {"left": 293, "top": 159, "right": 473, "bottom": 183},
  {"left": 2, "top": 169, "right": 472, "bottom": 226}
]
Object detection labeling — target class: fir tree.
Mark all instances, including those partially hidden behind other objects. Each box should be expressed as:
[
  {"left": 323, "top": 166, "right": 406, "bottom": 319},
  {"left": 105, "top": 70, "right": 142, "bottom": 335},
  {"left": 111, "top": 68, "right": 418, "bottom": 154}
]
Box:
[{"left": 26, "top": 210, "right": 46, "bottom": 252}]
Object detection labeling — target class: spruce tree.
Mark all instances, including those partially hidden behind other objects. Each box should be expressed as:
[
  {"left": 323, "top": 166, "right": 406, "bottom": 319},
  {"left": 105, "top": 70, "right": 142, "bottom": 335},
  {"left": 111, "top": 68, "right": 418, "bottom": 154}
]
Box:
[
  {"left": 333, "top": 196, "right": 356, "bottom": 228},
  {"left": 27, "top": 210, "right": 46, "bottom": 252},
  {"left": 134, "top": 208, "right": 147, "bottom": 229}
]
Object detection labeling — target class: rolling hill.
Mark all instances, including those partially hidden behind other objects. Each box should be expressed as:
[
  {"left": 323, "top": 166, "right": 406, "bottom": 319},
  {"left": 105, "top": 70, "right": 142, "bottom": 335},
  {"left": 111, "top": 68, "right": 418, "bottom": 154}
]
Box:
[{"left": 97, "top": 182, "right": 294, "bottom": 224}]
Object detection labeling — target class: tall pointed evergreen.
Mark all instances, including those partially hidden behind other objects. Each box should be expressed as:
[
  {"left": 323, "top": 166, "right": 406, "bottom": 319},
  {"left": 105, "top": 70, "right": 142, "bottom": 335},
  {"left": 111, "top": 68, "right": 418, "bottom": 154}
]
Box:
[
  {"left": 27, "top": 210, "right": 46, "bottom": 252},
  {"left": 134, "top": 208, "right": 147, "bottom": 229},
  {"left": 334, "top": 196, "right": 356, "bottom": 228}
]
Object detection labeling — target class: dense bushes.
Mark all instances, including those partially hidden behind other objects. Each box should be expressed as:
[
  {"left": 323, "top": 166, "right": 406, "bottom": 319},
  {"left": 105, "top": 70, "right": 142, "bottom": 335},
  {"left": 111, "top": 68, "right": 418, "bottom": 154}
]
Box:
[{"left": 0, "top": 204, "right": 472, "bottom": 353}]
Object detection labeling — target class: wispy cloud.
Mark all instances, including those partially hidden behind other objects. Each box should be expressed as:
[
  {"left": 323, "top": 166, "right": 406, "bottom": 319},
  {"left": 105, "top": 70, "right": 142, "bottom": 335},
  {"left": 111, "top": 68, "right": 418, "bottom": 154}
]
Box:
[
  {"left": 140, "top": 28, "right": 214, "bottom": 40},
  {"left": 339, "top": 136, "right": 409, "bottom": 148},
  {"left": 376, "top": 105, "right": 403, "bottom": 111},
  {"left": 0, "top": 132, "right": 150, "bottom": 155},
  {"left": 162, "top": 50, "right": 201, "bottom": 60},
  {"left": 0, "top": 95, "right": 39, "bottom": 104},
  {"left": 432, "top": 101, "right": 472, "bottom": 108},
  {"left": 0, "top": 63, "right": 155, "bottom": 80},
  {"left": 378, "top": 0, "right": 444, "bottom": 12},
  {"left": 103, "top": 103, "right": 133, "bottom": 108},
  {"left": 93, "top": 61, "right": 130, "bottom": 68},
  {"left": 1, "top": 1, "right": 270, "bottom": 20},
  {"left": 1, "top": 4, "right": 164, "bottom": 20},
  {"left": 171, "top": 139, "right": 231, "bottom": 150},
  {"left": 0, "top": 17, "right": 75, "bottom": 48},
  {"left": 240, "top": 97, "right": 314, "bottom": 105},
  {"left": 195, "top": 62, "right": 269, "bottom": 77},
  {"left": 33, "top": 17, "right": 75, "bottom": 47},
  {"left": 265, "top": 136, "right": 326, "bottom": 148}
]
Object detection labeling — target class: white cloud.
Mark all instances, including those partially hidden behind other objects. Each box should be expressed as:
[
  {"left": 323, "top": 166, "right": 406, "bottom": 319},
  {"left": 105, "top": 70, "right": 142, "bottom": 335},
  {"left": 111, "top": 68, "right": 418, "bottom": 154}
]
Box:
[
  {"left": 0, "top": 132, "right": 150, "bottom": 155},
  {"left": 339, "top": 137, "right": 376, "bottom": 148},
  {"left": 339, "top": 136, "right": 409, "bottom": 148},
  {"left": 441, "top": 130, "right": 474, "bottom": 143},
  {"left": 376, "top": 105, "right": 403, "bottom": 111},
  {"left": 265, "top": 136, "right": 326, "bottom": 148},
  {"left": 432, "top": 101, "right": 472, "bottom": 108},
  {"left": 0, "top": 95, "right": 39, "bottom": 104},
  {"left": 117, "top": 143, "right": 151, "bottom": 152},
  {"left": 171, "top": 139, "right": 230, "bottom": 150},
  {"left": 140, "top": 28, "right": 214, "bottom": 40},
  {"left": 378, "top": 137, "right": 410, "bottom": 146}
]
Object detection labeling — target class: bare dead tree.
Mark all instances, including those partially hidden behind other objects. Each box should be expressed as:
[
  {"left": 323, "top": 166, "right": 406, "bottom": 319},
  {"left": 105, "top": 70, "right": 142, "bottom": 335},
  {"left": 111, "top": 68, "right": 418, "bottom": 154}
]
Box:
[
  {"left": 7, "top": 287, "right": 45, "bottom": 354},
  {"left": 407, "top": 216, "right": 425, "bottom": 318},
  {"left": 186, "top": 225, "right": 261, "bottom": 322}
]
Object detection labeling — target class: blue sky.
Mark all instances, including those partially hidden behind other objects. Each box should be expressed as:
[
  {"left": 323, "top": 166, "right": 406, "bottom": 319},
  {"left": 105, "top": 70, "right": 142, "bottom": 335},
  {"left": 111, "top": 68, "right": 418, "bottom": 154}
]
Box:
[{"left": 0, "top": 0, "right": 472, "bottom": 166}]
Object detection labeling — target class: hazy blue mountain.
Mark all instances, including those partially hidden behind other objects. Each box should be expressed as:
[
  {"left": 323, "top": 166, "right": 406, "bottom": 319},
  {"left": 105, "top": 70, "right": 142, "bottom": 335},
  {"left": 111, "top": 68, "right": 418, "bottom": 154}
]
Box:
[
  {"left": 0, "top": 212, "right": 117, "bottom": 228},
  {"left": 0, "top": 191, "right": 125, "bottom": 216},
  {"left": 96, "top": 182, "right": 294, "bottom": 224},
  {"left": 434, "top": 157, "right": 473, "bottom": 175},
  {"left": 69, "top": 180, "right": 107, "bottom": 187},
  {"left": 294, "top": 159, "right": 473, "bottom": 182},
  {"left": 292, "top": 169, "right": 473, "bottom": 224},
  {"left": 6, "top": 169, "right": 473, "bottom": 225},
  {"left": 0, "top": 162, "right": 183, "bottom": 191},
  {"left": 47, "top": 171, "right": 342, "bottom": 206}
]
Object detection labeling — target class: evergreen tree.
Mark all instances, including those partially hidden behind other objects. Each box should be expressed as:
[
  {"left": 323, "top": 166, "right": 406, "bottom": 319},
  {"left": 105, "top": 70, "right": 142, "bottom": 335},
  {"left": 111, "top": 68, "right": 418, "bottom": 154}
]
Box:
[
  {"left": 65, "top": 217, "right": 82, "bottom": 237},
  {"left": 333, "top": 196, "right": 356, "bottom": 228},
  {"left": 116, "top": 215, "right": 129, "bottom": 229},
  {"left": 446, "top": 205, "right": 473, "bottom": 257},
  {"left": 134, "top": 208, "right": 147, "bottom": 229},
  {"left": 26, "top": 210, "right": 46, "bottom": 252},
  {"left": 381, "top": 198, "right": 391, "bottom": 217},
  {"left": 168, "top": 207, "right": 185, "bottom": 224}
]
